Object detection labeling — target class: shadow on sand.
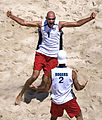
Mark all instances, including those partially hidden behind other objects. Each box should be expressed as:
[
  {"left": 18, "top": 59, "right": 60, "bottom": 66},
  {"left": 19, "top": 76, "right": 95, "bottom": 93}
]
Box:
[{"left": 24, "top": 88, "right": 49, "bottom": 104}]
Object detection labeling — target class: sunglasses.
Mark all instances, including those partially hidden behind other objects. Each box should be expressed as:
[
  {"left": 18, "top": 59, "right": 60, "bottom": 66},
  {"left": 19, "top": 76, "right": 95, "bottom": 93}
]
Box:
[{"left": 47, "top": 18, "right": 55, "bottom": 20}]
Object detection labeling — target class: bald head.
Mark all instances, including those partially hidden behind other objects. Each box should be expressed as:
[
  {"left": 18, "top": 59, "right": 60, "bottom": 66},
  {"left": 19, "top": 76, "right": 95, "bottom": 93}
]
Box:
[{"left": 47, "top": 11, "right": 55, "bottom": 18}]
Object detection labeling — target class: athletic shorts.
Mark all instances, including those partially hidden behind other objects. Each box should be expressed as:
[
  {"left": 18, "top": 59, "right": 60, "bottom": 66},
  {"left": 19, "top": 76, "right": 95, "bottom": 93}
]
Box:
[
  {"left": 50, "top": 97, "right": 81, "bottom": 118},
  {"left": 33, "top": 52, "right": 58, "bottom": 76}
]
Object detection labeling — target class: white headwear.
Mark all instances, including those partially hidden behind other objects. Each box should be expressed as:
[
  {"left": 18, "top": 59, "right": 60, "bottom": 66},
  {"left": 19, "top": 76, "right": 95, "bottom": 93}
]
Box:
[{"left": 57, "top": 50, "right": 67, "bottom": 64}]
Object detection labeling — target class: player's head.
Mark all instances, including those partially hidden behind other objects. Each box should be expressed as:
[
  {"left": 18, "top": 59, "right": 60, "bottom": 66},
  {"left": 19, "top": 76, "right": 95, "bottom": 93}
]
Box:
[
  {"left": 57, "top": 50, "right": 67, "bottom": 64},
  {"left": 46, "top": 11, "right": 56, "bottom": 28}
]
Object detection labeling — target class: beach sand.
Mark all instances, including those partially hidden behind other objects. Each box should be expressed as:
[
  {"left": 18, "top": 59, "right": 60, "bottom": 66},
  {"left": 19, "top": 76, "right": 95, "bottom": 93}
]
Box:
[{"left": 0, "top": 0, "right": 102, "bottom": 120}]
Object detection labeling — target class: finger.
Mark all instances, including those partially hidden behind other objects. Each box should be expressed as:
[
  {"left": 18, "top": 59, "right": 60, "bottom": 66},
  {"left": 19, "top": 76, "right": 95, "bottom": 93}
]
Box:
[{"left": 85, "top": 80, "right": 88, "bottom": 85}]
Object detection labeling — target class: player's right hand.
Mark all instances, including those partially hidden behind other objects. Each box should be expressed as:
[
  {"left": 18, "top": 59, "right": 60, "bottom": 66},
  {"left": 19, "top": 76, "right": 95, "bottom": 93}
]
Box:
[{"left": 7, "top": 11, "right": 12, "bottom": 17}]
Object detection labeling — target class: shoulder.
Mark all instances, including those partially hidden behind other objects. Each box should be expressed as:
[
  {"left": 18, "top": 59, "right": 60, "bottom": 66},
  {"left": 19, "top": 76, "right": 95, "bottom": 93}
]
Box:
[
  {"left": 72, "top": 70, "right": 77, "bottom": 80},
  {"left": 59, "top": 21, "right": 65, "bottom": 26},
  {"left": 72, "top": 70, "right": 76, "bottom": 75},
  {"left": 58, "top": 21, "right": 66, "bottom": 30},
  {"left": 37, "top": 21, "right": 42, "bottom": 27}
]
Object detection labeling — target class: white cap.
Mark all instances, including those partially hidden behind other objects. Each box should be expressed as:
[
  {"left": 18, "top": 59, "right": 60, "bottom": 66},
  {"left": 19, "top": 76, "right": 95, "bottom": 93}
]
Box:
[{"left": 57, "top": 50, "right": 67, "bottom": 64}]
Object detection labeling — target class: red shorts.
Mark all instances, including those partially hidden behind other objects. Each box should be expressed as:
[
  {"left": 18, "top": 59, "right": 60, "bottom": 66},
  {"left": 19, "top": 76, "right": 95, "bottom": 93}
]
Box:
[
  {"left": 50, "top": 98, "right": 81, "bottom": 118},
  {"left": 33, "top": 52, "right": 58, "bottom": 76}
]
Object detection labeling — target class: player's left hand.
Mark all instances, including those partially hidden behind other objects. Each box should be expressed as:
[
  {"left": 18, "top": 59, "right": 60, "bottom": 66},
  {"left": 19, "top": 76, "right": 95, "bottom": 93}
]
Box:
[{"left": 90, "top": 12, "right": 96, "bottom": 19}]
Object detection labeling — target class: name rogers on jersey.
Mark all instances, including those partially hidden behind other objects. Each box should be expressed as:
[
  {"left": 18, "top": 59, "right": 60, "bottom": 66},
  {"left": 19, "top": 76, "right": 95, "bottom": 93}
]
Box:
[{"left": 55, "top": 73, "right": 68, "bottom": 76}]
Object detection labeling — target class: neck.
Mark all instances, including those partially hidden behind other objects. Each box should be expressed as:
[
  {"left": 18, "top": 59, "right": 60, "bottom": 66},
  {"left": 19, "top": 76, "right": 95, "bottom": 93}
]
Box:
[{"left": 59, "top": 64, "right": 66, "bottom": 67}]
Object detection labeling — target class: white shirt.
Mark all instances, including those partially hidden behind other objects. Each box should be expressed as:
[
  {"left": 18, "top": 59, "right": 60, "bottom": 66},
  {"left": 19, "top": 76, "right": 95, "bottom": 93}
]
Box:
[
  {"left": 37, "top": 20, "right": 62, "bottom": 57},
  {"left": 51, "top": 66, "right": 75, "bottom": 104}
]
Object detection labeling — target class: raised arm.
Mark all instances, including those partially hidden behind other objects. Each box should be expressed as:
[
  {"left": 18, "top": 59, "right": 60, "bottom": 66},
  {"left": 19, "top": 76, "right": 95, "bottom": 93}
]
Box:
[
  {"left": 72, "top": 70, "right": 88, "bottom": 91},
  {"left": 7, "top": 11, "right": 42, "bottom": 27},
  {"left": 59, "top": 12, "right": 96, "bottom": 29}
]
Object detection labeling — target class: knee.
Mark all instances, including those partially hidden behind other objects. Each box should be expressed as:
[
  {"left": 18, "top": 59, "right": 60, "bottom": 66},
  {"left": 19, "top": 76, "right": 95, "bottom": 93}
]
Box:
[
  {"left": 31, "top": 70, "right": 40, "bottom": 80},
  {"left": 31, "top": 74, "right": 38, "bottom": 81},
  {"left": 75, "top": 112, "right": 83, "bottom": 120}
]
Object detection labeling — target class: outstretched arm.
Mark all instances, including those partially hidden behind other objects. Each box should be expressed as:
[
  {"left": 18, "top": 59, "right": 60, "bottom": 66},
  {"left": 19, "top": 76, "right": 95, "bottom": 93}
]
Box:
[
  {"left": 7, "top": 11, "right": 42, "bottom": 27},
  {"left": 59, "top": 12, "right": 96, "bottom": 29},
  {"left": 72, "top": 70, "right": 88, "bottom": 91}
]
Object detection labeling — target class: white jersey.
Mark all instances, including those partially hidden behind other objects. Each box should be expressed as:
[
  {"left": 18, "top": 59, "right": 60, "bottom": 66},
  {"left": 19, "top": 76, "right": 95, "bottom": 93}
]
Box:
[
  {"left": 51, "top": 66, "right": 75, "bottom": 104},
  {"left": 36, "top": 20, "right": 63, "bottom": 57}
]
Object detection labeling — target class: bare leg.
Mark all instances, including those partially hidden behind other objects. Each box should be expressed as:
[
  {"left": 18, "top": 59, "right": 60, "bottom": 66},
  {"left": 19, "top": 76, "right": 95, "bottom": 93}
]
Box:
[
  {"left": 38, "top": 74, "right": 45, "bottom": 87},
  {"left": 75, "top": 112, "right": 83, "bottom": 120},
  {"left": 50, "top": 115, "right": 57, "bottom": 120},
  {"left": 30, "top": 74, "right": 50, "bottom": 92},
  {"left": 38, "top": 74, "right": 48, "bottom": 87},
  {"left": 15, "top": 70, "right": 40, "bottom": 105}
]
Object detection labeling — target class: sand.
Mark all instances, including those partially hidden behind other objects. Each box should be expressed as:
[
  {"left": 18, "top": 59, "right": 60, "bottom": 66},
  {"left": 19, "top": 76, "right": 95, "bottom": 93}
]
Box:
[{"left": 0, "top": 0, "right": 102, "bottom": 120}]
